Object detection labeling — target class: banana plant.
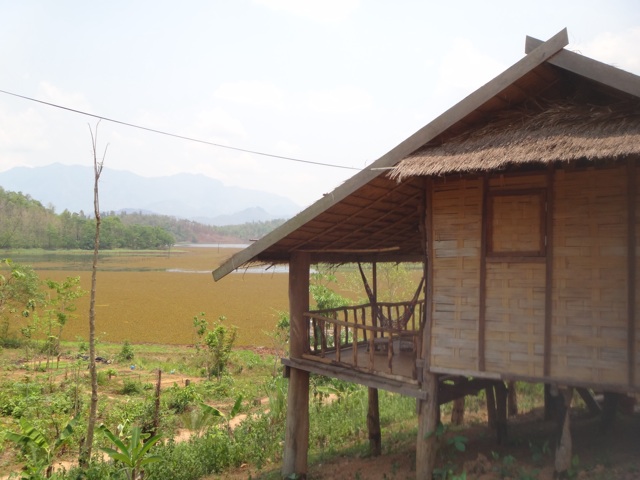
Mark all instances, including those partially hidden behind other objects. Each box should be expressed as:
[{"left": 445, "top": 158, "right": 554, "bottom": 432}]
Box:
[
  {"left": 200, "top": 394, "right": 243, "bottom": 436},
  {"left": 3, "top": 415, "right": 77, "bottom": 479},
  {"left": 98, "top": 424, "right": 162, "bottom": 480}
]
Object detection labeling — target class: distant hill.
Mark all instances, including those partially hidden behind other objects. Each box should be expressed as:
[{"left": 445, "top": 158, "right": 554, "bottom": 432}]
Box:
[{"left": 0, "top": 163, "right": 301, "bottom": 225}]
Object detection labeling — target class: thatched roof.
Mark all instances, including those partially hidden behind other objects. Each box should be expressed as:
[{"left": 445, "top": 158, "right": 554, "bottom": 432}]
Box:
[{"left": 390, "top": 100, "right": 640, "bottom": 180}]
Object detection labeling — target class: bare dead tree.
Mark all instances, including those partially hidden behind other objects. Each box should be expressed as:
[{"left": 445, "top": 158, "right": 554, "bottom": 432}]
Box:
[{"left": 81, "top": 121, "right": 107, "bottom": 466}]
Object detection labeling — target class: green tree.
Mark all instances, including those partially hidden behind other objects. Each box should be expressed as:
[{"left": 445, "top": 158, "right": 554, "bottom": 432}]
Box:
[
  {"left": 0, "top": 259, "right": 42, "bottom": 347},
  {"left": 41, "top": 276, "right": 86, "bottom": 369},
  {"left": 192, "top": 313, "right": 237, "bottom": 381}
]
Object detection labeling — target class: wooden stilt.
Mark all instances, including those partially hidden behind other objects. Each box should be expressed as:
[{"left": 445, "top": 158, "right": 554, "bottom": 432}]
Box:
[
  {"left": 507, "top": 381, "right": 518, "bottom": 417},
  {"left": 544, "top": 383, "right": 554, "bottom": 421},
  {"left": 282, "top": 252, "right": 310, "bottom": 479},
  {"left": 600, "top": 392, "right": 619, "bottom": 434},
  {"left": 553, "top": 386, "right": 574, "bottom": 476},
  {"left": 416, "top": 372, "right": 439, "bottom": 478},
  {"left": 494, "top": 382, "right": 508, "bottom": 445},
  {"left": 450, "top": 378, "right": 466, "bottom": 426},
  {"left": 367, "top": 387, "right": 382, "bottom": 456},
  {"left": 485, "top": 385, "right": 497, "bottom": 431}
]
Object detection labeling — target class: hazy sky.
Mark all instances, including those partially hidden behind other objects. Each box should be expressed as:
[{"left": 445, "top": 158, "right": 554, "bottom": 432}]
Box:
[{"left": 1, "top": 1, "right": 639, "bottom": 207}]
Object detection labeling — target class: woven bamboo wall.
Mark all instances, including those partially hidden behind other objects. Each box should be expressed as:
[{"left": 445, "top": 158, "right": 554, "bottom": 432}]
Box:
[
  {"left": 552, "top": 167, "right": 629, "bottom": 385},
  {"left": 430, "top": 178, "right": 481, "bottom": 370},
  {"left": 429, "top": 167, "right": 636, "bottom": 389},
  {"left": 485, "top": 174, "right": 547, "bottom": 376}
]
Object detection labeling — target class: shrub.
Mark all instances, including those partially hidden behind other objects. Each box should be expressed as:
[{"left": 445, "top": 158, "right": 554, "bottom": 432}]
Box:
[
  {"left": 121, "top": 378, "right": 143, "bottom": 395},
  {"left": 118, "top": 340, "right": 135, "bottom": 362}
]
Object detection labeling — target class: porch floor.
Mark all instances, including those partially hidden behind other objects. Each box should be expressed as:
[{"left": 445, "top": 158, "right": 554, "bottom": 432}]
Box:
[{"left": 283, "top": 341, "right": 425, "bottom": 399}]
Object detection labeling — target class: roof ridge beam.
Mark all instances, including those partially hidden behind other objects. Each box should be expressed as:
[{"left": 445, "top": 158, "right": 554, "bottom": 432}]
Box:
[{"left": 525, "top": 35, "right": 640, "bottom": 98}]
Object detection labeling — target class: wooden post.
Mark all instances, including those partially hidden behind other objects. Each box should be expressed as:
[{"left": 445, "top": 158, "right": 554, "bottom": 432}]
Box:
[
  {"left": 553, "top": 386, "right": 574, "bottom": 476},
  {"left": 416, "top": 374, "right": 439, "bottom": 477},
  {"left": 507, "top": 381, "right": 518, "bottom": 417},
  {"left": 152, "top": 369, "right": 162, "bottom": 436},
  {"left": 485, "top": 385, "right": 496, "bottom": 430},
  {"left": 367, "top": 387, "right": 382, "bottom": 456},
  {"left": 416, "top": 178, "right": 438, "bottom": 478},
  {"left": 450, "top": 378, "right": 466, "bottom": 426},
  {"left": 494, "top": 382, "right": 508, "bottom": 445},
  {"left": 283, "top": 252, "right": 311, "bottom": 479}
]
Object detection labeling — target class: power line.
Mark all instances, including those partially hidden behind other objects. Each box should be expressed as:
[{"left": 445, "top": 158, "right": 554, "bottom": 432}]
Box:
[{"left": 0, "top": 88, "right": 360, "bottom": 171}]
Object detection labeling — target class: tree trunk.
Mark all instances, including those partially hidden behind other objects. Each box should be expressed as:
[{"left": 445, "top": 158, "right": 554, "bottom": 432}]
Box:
[{"left": 81, "top": 123, "right": 105, "bottom": 466}]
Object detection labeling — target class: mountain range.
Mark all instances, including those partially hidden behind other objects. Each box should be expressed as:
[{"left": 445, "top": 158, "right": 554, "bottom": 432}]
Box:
[{"left": 0, "top": 163, "right": 301, "bottom": 225}]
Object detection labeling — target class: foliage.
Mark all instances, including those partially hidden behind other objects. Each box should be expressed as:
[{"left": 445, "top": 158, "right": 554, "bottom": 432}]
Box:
[
  {"left": 40, "top": 277, "right": 86, "bottom": 365},
  {"left": 166, "top": 383, "right": 203, "bottom": 414},
  {"left": 309, "top": 265, "right": 351, "bottom": 310},
  {"left": 192, "top": 313, "right": 237, "bottom": 381},
  {"left": 0, "top": 259, "right": 42, "bottom": 348},
  {"left": 2, "top": 414, "right": 78, "bottom": 479},
  {"left": 117, "top": 340, "right": 135, "bottom": 362},
  {"left": 99, "top": 424, "right": 162, "bottom": 480},
  {"left": 199, "top": 394, "right": 243, "bottom": 435},
  {"left": 0, "top": 185, "right": 287, "bottom": 249}
]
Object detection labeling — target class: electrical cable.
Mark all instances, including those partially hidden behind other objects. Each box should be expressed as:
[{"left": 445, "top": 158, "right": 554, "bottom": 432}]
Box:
[{"left": 0, "top": 88, "right": 361, "bottom": 171}]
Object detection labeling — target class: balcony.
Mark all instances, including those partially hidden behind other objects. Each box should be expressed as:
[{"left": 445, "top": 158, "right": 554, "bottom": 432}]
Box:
[{"left": 283, "top": 300, "right": 427, "bottom": 399}]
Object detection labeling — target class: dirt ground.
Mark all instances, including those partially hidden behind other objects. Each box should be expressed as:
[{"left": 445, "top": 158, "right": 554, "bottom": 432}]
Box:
[{"left": 219, "top": 405, "right": 640, "bottom": 480}]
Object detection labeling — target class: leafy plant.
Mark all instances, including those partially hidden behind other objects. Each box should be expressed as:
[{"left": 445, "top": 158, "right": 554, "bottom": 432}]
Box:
[
  {"left": 117, "top": 340, "right": 135, "bottom": 362},
  {"left": 99, "top": 424, "right": 162, "bottom": 480},
  {"left": 192, "top": 313, "right": 237, "bottom": 381},
  {"left": 199, "top": 394, "right": 243, "bottom": 435},
  {"left": 2, "top": 414, "right": 77, "bottom": 478}
]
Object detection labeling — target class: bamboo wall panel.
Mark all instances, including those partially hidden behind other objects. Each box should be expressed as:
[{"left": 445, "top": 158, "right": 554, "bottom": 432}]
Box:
[
  {"left": 490, "top": 194, "right": 542, "bottom": 253},
  {"left": 431, "top": 178, "right": 481, "bottom": 370},
  {"left": 485, "top": 263, "right": 546, "bottom": 376},
  {"left": 552, "top": 167, "right": 628, "bottom": 385}
]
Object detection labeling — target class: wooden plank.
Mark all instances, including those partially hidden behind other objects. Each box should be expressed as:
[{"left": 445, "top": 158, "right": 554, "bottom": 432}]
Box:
[
  {"left": 213, "top": 29, "right": 569, "bottom": 281},
  {"left": 479, "top": 175, "right": 488, "bottom": 371},
  {"left": 525, "top": 36, "right": 640, "bottom": 98},
  {"left": 628, "top": 158, "right": 637, "bottom": 387},
  {"left": 284, "top": 357, "right": 427, "bottom": 399},
  {"left": 545, "top": 166, "right": 554, "bottom": 376}
]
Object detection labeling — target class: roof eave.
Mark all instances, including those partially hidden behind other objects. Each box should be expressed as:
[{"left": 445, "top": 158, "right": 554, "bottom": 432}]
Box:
[{"left": 211, "top": 28, "right": 569, "bottom": 281}]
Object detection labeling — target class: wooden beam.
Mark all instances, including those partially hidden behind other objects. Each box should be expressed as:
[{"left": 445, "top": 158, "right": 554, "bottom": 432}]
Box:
[
  {"left": 416, "top": 178, "right": 439, "bottom": 478},
  {"left": 544, "top": 166, "right": 555, "bottom": 376},
  {"left": 479, "top": 175, "right": 488, "bottom": 371},
  {"left": 213, "top": 29, "right": 569, "bottom": 281},
  {"left": 526, "top": 35, "right": 640, "bottom": 98},
  {"left": 628, "top": 158, "right": 637, "bottom": 387}
]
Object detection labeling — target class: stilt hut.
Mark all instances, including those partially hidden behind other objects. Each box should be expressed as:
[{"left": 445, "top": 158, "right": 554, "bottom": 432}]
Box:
[{"left": 213, "top": 29, "right": 640, "bottom": 478}]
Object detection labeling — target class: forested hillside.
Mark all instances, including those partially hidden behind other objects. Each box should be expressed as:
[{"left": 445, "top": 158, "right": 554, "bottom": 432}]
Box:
[{"left": 0, "top": 187, "right": 284, "bottom": 249}]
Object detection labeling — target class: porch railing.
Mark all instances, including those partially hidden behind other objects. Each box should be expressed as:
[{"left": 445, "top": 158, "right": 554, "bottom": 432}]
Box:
[{"left": 303, "top": 300, "right": 424, "bottom": 379}]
